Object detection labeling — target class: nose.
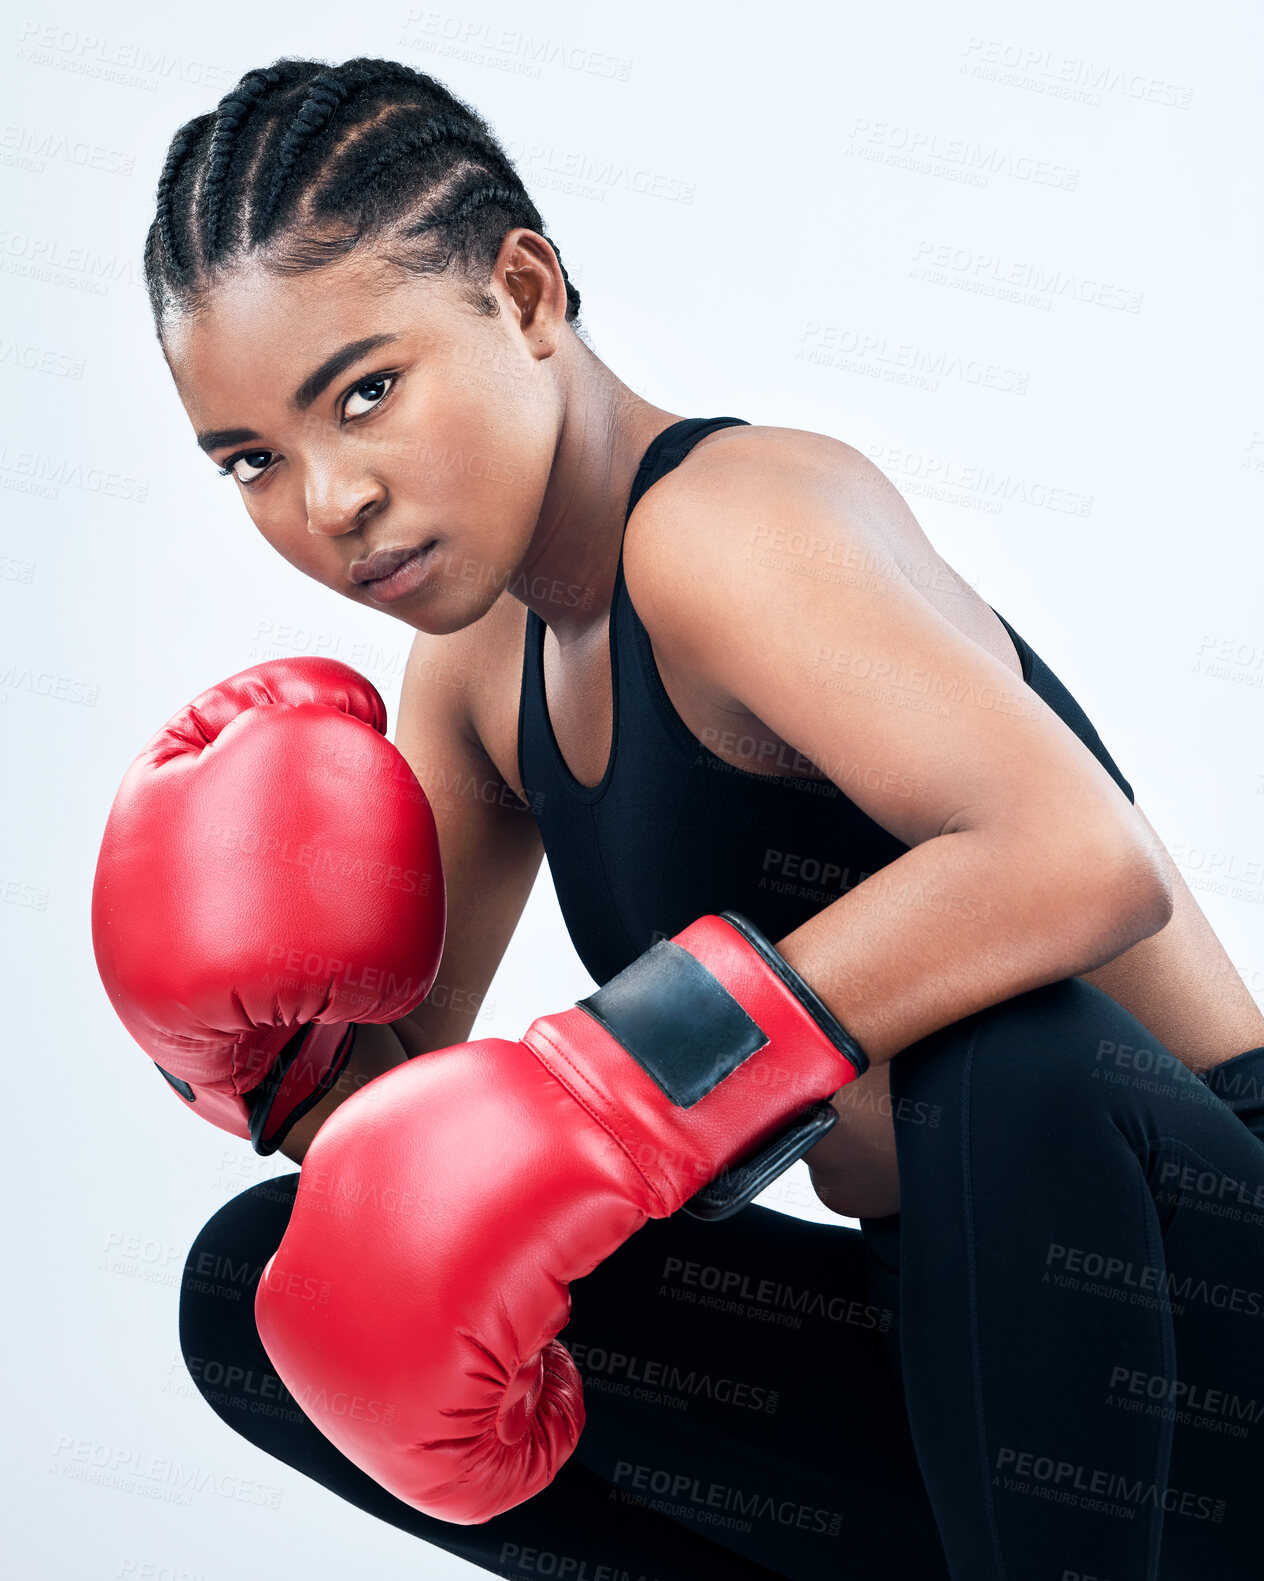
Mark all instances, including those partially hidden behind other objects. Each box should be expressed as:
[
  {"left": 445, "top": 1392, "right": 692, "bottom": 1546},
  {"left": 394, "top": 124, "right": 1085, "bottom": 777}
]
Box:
[{"left": 304, "top": 458, "right": 386, "bottom": 538}]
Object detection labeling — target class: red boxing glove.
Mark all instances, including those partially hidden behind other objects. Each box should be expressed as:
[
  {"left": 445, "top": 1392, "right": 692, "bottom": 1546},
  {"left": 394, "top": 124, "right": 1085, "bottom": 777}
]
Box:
[
  {"left": 255, "top": 912, "right": 863, "bottom": 1522},
  {"left": 92, "top": 658, "right": 445, "bottom": 1152}
]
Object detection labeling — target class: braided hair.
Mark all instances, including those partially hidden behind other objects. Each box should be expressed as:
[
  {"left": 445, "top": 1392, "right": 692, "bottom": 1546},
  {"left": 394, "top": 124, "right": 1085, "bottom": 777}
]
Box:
[{"left": 143, "top": 56, "right": 582, "bottom": 331}]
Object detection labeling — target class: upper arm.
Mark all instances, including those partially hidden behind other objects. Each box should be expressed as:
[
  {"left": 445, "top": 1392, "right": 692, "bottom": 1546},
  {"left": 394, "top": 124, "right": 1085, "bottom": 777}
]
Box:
[
  {"left": 389, "top": 620, "right": 543, "bottom": 1056},
  {"left": 626, "top": 434, "right": 1158, "bottom": 869}
]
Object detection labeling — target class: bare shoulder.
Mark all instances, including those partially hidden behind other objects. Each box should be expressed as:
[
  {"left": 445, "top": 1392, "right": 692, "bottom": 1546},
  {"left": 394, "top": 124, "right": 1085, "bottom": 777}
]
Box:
[
  {"left": 622, "top": 423, "right": 1011, "bottom": 694},
  {"left": 640, "top": 423, "right": 910, "bottom": 513},
  {"left": 396, "top": 590, "right": 529, "bottom": 798},
  {"left": 625, "top": 423, "right": 930, "bottom": 599}
]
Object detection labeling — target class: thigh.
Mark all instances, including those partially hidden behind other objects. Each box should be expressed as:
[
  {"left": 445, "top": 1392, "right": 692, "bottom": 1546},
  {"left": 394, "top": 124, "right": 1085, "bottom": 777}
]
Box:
[
  {"left": 887, "top": 982, "right": 1264, "bottom": 1580},
  {"left": 564, "top": 1205, "right": 950, "bottom": 1580},
  {"left": 1148, "top": 1051, "right": 1264, "bottom": 1578}
]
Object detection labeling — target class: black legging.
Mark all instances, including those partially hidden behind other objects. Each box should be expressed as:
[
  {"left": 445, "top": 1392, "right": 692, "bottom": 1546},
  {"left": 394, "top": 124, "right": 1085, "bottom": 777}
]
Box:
[
  {"left": 877, "top": 978, "right": 1264, "bottom": 1580},
  {"left": 178, "top": 980, "right": 1264, "bottom": 1579}
]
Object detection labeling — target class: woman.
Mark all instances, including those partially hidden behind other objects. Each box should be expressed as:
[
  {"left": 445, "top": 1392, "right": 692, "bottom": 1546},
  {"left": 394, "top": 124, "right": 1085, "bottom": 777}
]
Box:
[{"left": 153, "top": 56, "right": 1264, "bottom": 1579}]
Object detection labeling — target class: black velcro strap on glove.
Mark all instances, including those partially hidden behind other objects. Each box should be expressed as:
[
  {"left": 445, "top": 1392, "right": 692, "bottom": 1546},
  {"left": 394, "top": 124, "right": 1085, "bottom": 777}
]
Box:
[
  {"left": 577, "top": 940, "right": 767, "bottom": 1108},
  {"left": 577, "top": 910, "right": 862, "bottom": 1219}
]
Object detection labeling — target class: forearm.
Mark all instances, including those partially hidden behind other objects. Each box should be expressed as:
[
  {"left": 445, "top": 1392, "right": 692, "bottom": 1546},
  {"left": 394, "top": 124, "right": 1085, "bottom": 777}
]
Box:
[
  {"left": 776, "top": 821, "right": 1171, "bottom": 1065},
  {"left": 390, "top": 987, "right": 484, "bottom": 1061}
]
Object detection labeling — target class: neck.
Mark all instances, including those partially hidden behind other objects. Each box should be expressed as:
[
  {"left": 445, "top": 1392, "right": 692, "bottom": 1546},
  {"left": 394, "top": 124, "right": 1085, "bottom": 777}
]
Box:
[{"left": 516, "top": 337, "right": 681, "bottom": 646}]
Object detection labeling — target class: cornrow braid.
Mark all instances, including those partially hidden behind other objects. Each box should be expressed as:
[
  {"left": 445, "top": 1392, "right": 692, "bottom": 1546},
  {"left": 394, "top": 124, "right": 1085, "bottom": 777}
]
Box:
[
  {"left": 258, "top": 71, "right": 352, "bottom": 240},
  {"left": 407, "top": 177, "right": 530, "bottom": 241},
  {"left": 151, "top": 114, "right": 213, "bottom": 284},
  {"left": 200, "top": 66, "right": 288, "bottom": 264},
  {"left": 143, "top": 55, "right": 582, "bottom": 330},
  {"left": 314, "top": 112, "right": 493, "bottom": 217}
]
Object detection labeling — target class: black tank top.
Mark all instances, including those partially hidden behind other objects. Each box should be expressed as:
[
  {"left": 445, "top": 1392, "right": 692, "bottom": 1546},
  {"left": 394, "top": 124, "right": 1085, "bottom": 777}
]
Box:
[{"left": 517, "top": 416, "right": 1133, "bottom": 988}]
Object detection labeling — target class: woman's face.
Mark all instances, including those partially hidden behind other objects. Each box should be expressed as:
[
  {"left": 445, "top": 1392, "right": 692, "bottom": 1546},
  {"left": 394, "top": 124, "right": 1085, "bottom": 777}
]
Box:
[{"left": 162, "top": 241, "right": 563, "bottom": 634}]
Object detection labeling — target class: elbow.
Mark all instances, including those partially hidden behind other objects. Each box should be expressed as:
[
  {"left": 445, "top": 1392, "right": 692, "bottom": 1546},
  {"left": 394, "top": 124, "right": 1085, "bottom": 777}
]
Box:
[
  {"left": 1135, "top": 844, "right": 1176, "bottom": 937},
  {"left": 1117, "top": 850, "right": 1174, "bottom": 943},
  {"left": 1084, "top": 824, "right": 1174, "bottom": 960},
  {"left": 1009, "top": 810, "right": 1175, "bottom": 978}
]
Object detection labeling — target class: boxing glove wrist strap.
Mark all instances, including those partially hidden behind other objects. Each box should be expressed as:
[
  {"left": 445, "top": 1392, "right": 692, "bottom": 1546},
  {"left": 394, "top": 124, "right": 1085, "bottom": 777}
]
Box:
[
  {"left": 564, "top": 909, "right": 866, "bottom": 1219},
  {"left": 680, "top": 1101, "right": 839, "bottom": 1220},
  {"left": 154, "top": 1020, "right": 359, "bottom": 1154}
]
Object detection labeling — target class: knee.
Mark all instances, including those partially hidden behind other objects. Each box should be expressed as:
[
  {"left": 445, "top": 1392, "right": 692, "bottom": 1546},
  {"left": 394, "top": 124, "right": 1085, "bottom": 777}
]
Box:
[
  {"left": 178, "top": 1175, "right": 299, "bottom": 1437},
  {"left": 969, "top": 978, "right": 1190, "bottom": 1120}
]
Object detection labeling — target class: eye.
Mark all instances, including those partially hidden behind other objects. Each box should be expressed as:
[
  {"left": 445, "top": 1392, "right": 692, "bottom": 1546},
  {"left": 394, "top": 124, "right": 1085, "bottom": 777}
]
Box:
[
  {"left": 220, "top": 450, "right": 274, "bottom": 484},
  {"left": 343, "top": 373, "right": 394, "bottom": 419}
]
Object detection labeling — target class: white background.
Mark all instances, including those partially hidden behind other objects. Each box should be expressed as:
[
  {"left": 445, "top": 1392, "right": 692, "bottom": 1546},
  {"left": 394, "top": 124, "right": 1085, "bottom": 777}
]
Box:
[{"left": 2, "top": 1, "right": 1262, "bottom": 1576}]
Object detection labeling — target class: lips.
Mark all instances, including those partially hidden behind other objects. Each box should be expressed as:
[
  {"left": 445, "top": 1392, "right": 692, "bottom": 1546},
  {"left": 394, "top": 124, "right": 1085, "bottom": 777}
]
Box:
[
  {"left": 349, "top": 541, "right": 437, "bottom": 586},
  {"left": 350, "top": 540, "right": 442, "bottom": 606}
]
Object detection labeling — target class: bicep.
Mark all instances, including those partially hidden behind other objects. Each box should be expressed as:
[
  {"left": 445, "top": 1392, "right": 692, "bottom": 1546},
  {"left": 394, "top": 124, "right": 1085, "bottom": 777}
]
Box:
[{"left": 389, "top": 631, "right": 543, "bottom": 1056}]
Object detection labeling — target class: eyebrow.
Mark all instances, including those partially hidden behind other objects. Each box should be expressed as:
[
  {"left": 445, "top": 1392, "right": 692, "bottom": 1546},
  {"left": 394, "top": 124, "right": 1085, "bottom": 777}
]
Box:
[
  {"left": 197, "top": 425, "right": 261, "bottom": 455},
  {"left": 293, "top": 332, "right": 400, "bottom": 412},
  {"left": 195, "top": 332, "right": 402, "bottom": 454}
]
